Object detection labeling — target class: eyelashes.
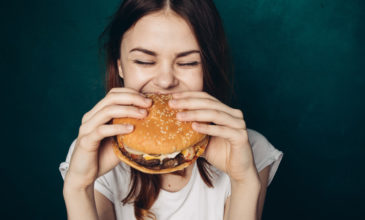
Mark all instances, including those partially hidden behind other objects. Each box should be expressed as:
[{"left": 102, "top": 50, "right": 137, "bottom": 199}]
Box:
[
  {"left": 179, "top": 61, "right": 200, "bottom": 66},
  {"left": 133, "top": 60, "right": 154, "bottom": 65},
  {"left": 133, "top": 60, "right": 200, "bottom": 66}
]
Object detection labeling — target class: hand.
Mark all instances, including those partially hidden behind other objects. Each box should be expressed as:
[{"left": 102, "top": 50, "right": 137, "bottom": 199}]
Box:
[
  {"left": 64, "top": 87, "right": 152, "bottom": 189},
  {"left": 169, "top": 91, "right": 259, "bottom": 184}
]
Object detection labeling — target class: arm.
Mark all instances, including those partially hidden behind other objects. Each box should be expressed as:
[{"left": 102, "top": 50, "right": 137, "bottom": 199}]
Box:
[
  {"left": 224, "top": 165, "right": 271, "bottom": 220},
  {"left": 168, "top": 92, "right": 268, "bottom": 220},
  {"left": 224, "top": 168, "right": 261, "bottom": 220},
  {"left": 62, "top": 88, "right": 151, "bottom": 219},
  {"left": 63, "top": 180, "right": 99, "bottom": 220},
  {"left": 257, "top": 165, "right": 270, "bottom": 219},
  {"left": 63, "top": 182, "right": 116, "bottom": 220},
  {"left": 95, "top": 190, "right": 117, "bottom": 220}
]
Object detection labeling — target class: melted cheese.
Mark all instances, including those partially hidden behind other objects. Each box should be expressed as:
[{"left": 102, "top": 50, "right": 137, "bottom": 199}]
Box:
[
  {"left": 143, "top": 151, "right": 180, "bottom": 161},
  {"left": 181, "top": 146, "right": 195, "bottom": 160},
  {"left": 124, "top": 144, "right": 181, "bottom": 161}
]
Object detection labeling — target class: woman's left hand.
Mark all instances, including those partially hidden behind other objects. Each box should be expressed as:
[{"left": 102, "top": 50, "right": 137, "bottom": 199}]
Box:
[{"left": 169, "top": 91, "right": 259, "bottom": 184}]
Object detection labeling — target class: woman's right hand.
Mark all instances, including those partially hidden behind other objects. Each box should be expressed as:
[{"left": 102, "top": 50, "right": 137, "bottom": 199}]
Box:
[{"left": 64, "top": 87, "right": 152, "bottom": 190}]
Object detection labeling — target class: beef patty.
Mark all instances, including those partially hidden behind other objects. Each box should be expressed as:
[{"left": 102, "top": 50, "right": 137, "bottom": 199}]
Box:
[{"left": 119, "top": 147, "right": 187, "bottom": 170}]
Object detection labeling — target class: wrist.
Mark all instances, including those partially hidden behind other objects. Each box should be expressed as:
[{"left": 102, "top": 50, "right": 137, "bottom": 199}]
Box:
[
  {"left": 63, "top": 182, "right": 95, "bottom": 203},
  {"left": 230, "top": 167, "right": 261, "bottom": 189},
  {"left": 63, "top": 171, "right": 95, "bottom": 193}
]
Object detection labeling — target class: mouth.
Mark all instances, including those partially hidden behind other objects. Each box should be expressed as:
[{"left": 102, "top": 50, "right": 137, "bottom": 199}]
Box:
[
  {"left": 155, "top": 91, "right": 173, "bottom": 95},
  {"left": 142, "top": 91, "right": 175, "bottom": 95}
]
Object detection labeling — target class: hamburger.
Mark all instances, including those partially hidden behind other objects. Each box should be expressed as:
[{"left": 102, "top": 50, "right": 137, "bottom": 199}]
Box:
[{"left": 112, "top": 93, "right": 209, "bottom": 174}]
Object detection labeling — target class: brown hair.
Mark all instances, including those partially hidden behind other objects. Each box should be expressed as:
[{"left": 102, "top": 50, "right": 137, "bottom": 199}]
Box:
[{"left": 99, "top": 0, "right": 233, "bottom": 219}]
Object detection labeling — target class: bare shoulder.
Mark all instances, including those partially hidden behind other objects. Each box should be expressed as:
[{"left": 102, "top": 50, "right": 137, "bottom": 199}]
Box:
[{"left": 94, "top": 190, "right": 116, "bottom": 220}]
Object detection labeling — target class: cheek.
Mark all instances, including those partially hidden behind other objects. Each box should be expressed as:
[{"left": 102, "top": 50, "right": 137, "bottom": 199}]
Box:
[
  {"left": 177, "top": 68, "right": 204, "bottom": 90},
  {"left": 122, "top": 66, "right": 154, "bottom": 89}
]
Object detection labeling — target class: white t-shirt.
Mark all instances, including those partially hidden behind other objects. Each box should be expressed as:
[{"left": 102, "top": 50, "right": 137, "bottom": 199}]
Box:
[{"left": 59, "top": 128, "right": 283, "bottom": 220}]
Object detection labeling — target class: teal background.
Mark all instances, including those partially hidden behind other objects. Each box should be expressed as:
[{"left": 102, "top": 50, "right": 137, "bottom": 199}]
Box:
[{"left": 1, "top": 0, "right": 364, "bottom": 219}]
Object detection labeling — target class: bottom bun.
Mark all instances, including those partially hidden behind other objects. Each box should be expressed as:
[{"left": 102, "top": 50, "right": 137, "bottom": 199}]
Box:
[{"left": 112, "top": 136, "right": 209, "bottom": 174}]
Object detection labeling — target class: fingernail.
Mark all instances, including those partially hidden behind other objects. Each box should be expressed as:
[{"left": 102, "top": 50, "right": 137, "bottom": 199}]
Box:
[
  {"left": 139, "top": 109, "right": 146, "bottom": 114},
  {"left": 177, "top": 112, "right": 185, "bottom": 119},
  {"left": 192, "top": 122, "right": 198, "bottom": 128},
  {"left": 126, "top": 124, "right": 134, "bottom": 130},
  {"left": 169, "top": 99, "right": 176, "bottom": 106}
]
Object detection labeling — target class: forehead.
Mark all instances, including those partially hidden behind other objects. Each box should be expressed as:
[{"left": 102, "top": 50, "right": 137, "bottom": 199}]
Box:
[{"left": 121, "top": 11, "right": 200, "bottom": 53}]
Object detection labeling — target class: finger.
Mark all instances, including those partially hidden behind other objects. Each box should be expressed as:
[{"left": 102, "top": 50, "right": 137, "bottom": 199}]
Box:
[
  {"left": 97, "top": 137, "right": 121, "bottom": 177},
  {"left": 172, "top": 91, "right": 218, "bottom": 102},
  {"left": 192, "top": 122, "right": 248, "bottom": 146},
  {"left": 79, "top": 124, "right": 134, "bottom": 152},
  {"left": 176, "top": 109, "right": 246, "bottom": 130},
  {"left": 169, "top": 97, "right": 243, "bottom": 119},
  {"left": 82, "top": 91, "right": 152, "bottom": 123},
  {"left": 80, "top": 105, "right": 147, "bottom": 135}
]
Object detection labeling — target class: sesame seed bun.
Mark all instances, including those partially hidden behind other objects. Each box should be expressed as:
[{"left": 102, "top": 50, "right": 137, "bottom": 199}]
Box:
[
  {"left": 112, "top": 136, "right": 208, "bottom": 174},
  {"left": 113, "top": 93, "right": 207, "bottom": 154},
  {"left": 112, "top": 93, "right": 209, "bottom": 174}
]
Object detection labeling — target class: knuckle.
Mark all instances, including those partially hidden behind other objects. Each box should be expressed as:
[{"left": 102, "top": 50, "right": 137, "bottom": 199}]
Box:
[
  {"left": 213, "top": 109, "right": 222, "bottom": 117},
  {"left": 201, "top": 123, "right": 210, "bottom": 130},
  {"left": 109, "top": 87, "right": 116, "bottom": 93},
  {"left": 239, "top": 119, "right": 246, "bottom": 129},
  {"left": 136, "top": 94, "right": 147, "bottom": 103},
  {"left": 103, "top": 104, "right": 117, "bottom": 115},
  {"left": 181, "top": 98, "right": 190, "bottom": 105},
  {"left": 81, "top": 112, "right": 89, "bottom": 123},
  {"left": 106, "top": 105, "right": 133, "bottom": 118},
  {"left": 204, "top": 99, "right": 214, "bottom": 106},
  {"left": 106, "top": 91, "right": 118, "bottom": 101},
  {"left": 78, "top": 125, "right": 87, "bottom": 135},
  {"left": 95, "top": 126, "right": 105, "bottom": 137},
  {"left": 234, "top": 108, "right": 244, "bottom": 118},
  {"left": 109, "top": 87, "right": 121, "bottom": 93},
  {"left": 186, "top": 111, "right": 193, "bottom": 117},
  {"left": 106, "top": 106, "right": 119, "bottom": 118},
  {"left": 202, "top": 92, "right": 214, "bottom": 100}
]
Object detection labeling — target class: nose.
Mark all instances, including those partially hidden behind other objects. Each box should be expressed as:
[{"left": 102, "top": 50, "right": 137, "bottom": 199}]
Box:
[{"left": 153, "top": 61, "right": 179, "bottom": 89}]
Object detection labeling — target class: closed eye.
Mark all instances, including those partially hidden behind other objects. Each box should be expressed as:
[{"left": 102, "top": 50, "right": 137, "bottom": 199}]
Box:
[
  {"left": 134, "top": 60, "right": 155, "bottom": 65},
  {"left": 177, "top": 61, "right": 200, "bottom": 66}
]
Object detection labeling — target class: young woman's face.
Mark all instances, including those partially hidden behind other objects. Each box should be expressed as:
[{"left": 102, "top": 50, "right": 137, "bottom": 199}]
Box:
[{"left": 117, "top": 10, "right": 203, "bottom": 94}]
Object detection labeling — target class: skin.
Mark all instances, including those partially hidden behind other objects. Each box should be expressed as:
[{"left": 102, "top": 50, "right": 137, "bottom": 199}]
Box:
[{"left": 63, "top": 9, "right": 270, "bottom": 220}]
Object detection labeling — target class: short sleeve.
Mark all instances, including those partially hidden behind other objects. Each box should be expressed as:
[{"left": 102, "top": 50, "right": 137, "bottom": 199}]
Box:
[
  {"left": 94, "top": 171, "right": 115, "bottom": 203},
  {"left": 58, "top": 139, "right": 115, "bottom": 203},
  {"left": 59, "top": 139, "right": 77, "bottom": 180},
  {"left": 247, "top": 129, "right": 283, "bottom": 186}
]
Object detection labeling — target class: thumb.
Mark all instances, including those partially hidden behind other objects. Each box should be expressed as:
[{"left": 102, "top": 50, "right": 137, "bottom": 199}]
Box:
[{"left": 98, "top": 137, "right": 120, "bottom": 177}]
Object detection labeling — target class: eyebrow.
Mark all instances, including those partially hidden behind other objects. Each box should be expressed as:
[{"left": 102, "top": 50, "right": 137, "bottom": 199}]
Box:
[{"left": 129, "top": 47, "right": 200, "bottom": 58}]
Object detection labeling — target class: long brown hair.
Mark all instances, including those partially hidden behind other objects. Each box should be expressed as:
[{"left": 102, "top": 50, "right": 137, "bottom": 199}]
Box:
[{"left": 99, "top": 0, "right": 234, "bottom": 219}]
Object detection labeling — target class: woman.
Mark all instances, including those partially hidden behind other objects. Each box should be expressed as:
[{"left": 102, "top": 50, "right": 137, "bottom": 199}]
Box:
[{"left": 59, "top": 0, "right": 283, "bottom": 219}]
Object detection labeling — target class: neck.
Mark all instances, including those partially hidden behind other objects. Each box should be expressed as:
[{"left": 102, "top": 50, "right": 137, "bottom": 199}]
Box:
[{"left": 160, "top": 163, "right": 194, "bottom": 192}]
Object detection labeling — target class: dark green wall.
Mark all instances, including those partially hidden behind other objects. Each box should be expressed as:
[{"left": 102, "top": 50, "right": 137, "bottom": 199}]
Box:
[{"left": 2, "top": 0, "right": 364, "bottom": 219}]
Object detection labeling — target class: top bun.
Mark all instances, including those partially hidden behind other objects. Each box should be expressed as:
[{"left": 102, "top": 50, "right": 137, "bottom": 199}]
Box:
[{"left": 112, "top": 93, "right": 206, "bottom": 154}]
